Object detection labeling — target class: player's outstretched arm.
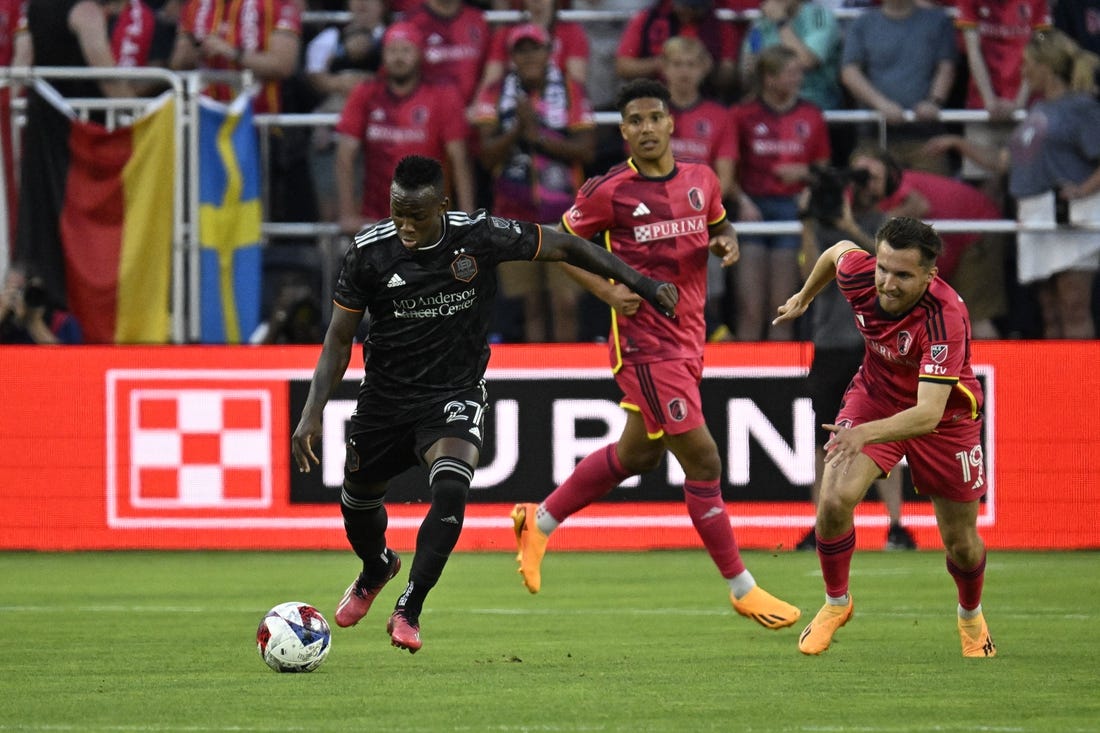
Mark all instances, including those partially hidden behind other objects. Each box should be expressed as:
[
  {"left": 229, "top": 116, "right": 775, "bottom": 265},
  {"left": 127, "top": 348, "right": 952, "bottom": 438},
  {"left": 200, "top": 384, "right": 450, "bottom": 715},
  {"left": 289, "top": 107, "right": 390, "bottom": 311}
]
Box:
[
  {"left": 773, "top": 240, "right": 861, "bottom": 326},
  {"left": 536, "top": 227, "right": 678, "bottom": 318},
  {"left": 291, "top": 306, "right": 361, "bottom": 473}
]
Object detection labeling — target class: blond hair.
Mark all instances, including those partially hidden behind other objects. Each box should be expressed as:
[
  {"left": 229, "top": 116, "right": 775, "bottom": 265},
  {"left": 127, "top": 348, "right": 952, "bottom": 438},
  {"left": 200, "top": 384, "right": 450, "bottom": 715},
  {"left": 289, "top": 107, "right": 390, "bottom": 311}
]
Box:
[
  {"left": 1027, "top": 28, "right": 1100, "bottom": 95},
  {"left": 753, "top": 44, "right": 798, "bottom": 96},
  {"left": 661, "top": 36, "right": 713, "bottom": 68}
]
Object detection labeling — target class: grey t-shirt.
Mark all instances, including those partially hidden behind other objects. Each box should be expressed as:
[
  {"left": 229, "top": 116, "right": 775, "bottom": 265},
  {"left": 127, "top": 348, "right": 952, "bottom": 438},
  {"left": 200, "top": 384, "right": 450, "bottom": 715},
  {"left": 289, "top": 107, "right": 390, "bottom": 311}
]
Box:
[
  {"left": 841, "top": 6, "right": 956, "bottom": 109},
  {"left": 1008, "top": 93, "right": 1100, "bottom": 198}
]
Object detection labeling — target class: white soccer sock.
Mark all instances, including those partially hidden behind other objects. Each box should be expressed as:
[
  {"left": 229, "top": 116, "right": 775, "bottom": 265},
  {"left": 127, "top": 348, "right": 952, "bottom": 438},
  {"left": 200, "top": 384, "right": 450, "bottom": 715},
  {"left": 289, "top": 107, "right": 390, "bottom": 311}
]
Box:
[
  {"left": 826, "top": 593, "right": 850, "bottom": 606},
  {"left": 958, "top": 603, "right": 982, "bottom": 620},
  {"left": 535, "top": 504, "right": 560, "bottom": 536},
  {"left": 728, "top": 570, "right": 756, "bottom": 599}
]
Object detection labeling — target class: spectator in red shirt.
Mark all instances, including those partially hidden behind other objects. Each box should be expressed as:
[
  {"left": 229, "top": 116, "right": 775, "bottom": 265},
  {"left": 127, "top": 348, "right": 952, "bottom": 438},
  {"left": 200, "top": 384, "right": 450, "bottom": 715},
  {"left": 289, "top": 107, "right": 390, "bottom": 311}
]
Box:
[
  {"left": 730, "top": 44, "right": 830, "bottom": 340},
  {"left": 661, "top": 35, "right": 737, "bottom": 337},
  {"left": 955, "top": 0, "right": 1050, "bottom": 204},
  {"left": 616, "top": 0, "right": 739, "bottom": 102},
  {"left": 471, "top": 23, "right": 596, "bottom": 341},
  {"left": 334, "top": 21, "right": 475, "bottom": 234},
  {"left": 402, "top": 0, "right": 490, "bottom": 105},
  {"left": 476, "top": 0, "right": 590, "bottom": 95}
]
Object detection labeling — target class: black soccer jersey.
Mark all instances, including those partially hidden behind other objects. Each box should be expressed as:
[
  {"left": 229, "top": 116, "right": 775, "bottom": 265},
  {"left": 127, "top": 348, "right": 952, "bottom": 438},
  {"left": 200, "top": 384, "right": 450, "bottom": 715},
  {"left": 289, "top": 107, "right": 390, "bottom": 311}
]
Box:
[{"left": 334, "top": 210, "right": 543, "bottom": 397}]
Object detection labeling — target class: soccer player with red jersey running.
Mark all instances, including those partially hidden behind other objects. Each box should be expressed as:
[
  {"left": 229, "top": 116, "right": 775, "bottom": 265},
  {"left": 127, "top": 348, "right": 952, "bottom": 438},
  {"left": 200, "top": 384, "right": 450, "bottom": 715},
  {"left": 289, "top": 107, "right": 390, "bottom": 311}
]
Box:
[
  {"left": 773, "top": 216, "right": 996, "bottom": 658},
  {"left": 510, "top": 79, "right": 802, "bottom": 632}
]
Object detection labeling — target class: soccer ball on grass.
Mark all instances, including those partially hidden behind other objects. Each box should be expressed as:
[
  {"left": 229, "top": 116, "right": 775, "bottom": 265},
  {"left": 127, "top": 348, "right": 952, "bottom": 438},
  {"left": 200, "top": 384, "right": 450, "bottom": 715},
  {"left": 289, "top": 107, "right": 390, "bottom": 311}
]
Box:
[{"left": 256, "top": 602, "right": 331, "bottom": 673}]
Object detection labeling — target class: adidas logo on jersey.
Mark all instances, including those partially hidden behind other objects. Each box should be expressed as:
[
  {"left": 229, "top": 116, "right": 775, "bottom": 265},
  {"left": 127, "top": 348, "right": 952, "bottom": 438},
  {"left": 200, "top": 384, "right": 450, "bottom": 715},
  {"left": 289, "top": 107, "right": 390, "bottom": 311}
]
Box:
[
  {"left": 387, "top": 273, "right": 406, "bottom": 288},
  {"left": 632, "top": 202, "right": 651, "bottom": 217}
]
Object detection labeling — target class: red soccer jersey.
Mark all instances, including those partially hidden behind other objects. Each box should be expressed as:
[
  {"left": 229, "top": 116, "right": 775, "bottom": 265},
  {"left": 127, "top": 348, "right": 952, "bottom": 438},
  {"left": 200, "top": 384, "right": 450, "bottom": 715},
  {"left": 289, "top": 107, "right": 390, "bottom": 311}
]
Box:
[
  {"left": 486, "top": 21, "right": 589, "bottom": 77},
  {"left": 879, "top": 170, "right": 1001, "bottom": 279},
  {"left": 112, "top": 0, "right": 155, "bottom": 68},
  {"left": 180, "top": 0, "right": 301, "bottom": 114},
  {"left": 730, "top": 98, "right": 830, "bottom": 197},
  {"left": 562, "top": 159, "right": 726, "bottom": 368},
  {"left": 955, "top": 0, "right": 1050, "bottom": 108},
  {"left": 335, "top": 79, "right": 469, "bottom": 221},
  {"left": 835, "top": 248, "right": 984, "bottom": 425},
  {"left": 670, "top": 99, "right": 735, "bottom": 167},
  {"left": 402, "top": 2, "right": 489, "bottom": 104}
]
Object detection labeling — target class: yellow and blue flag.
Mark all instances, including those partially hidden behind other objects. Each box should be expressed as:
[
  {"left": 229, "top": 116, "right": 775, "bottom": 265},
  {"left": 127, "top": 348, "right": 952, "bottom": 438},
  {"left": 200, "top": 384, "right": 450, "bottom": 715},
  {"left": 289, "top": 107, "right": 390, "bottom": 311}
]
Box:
[{"left": 197, "top": 93, "right": 263, "bottom": 343}]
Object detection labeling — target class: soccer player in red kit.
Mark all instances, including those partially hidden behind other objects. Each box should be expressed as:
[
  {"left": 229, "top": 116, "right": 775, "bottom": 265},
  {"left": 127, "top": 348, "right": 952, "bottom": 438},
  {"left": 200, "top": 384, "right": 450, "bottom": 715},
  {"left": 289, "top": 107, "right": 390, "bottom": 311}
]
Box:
[
  {"left": 774, "top": 216, "right": 996, "bottom": 658},
  {"left": 510, "top": 79, "right": 802, "bottom": 631}
]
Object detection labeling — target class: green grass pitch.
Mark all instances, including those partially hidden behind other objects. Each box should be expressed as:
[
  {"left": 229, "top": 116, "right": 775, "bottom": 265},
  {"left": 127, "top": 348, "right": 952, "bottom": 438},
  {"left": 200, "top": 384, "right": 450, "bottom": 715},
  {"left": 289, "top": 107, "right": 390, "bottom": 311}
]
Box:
[{"left": 1, "top": 549, "right": 1096, "bottom": 732}]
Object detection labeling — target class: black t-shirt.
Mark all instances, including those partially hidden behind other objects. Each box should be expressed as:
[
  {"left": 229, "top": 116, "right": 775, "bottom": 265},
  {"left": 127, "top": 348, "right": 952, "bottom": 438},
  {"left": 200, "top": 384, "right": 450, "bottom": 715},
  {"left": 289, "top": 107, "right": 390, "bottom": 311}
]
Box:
[
  {"left": 335, "top": 210, "right": 542, "bottom": 399},
  {"left": 27, "top": 0, "right": 103, "bottom": 99}
]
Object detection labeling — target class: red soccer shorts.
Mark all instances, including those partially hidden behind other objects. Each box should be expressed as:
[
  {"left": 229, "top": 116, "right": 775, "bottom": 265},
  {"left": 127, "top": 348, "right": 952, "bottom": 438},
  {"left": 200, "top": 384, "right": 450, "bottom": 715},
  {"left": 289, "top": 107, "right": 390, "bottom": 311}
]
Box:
[
  {"left": 614, "top": 357, "right": 705, "bottom": 438},
  {"left": 835, "top": 378, "right": 988, "bottom": 502}
]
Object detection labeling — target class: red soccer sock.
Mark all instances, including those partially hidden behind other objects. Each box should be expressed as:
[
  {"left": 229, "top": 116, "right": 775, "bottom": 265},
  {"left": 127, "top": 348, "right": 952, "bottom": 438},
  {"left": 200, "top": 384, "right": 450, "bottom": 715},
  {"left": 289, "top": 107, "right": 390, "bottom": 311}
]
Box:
[
  {"left": 816, "top": 528, "right": 856, "bottom": 599},
  {"left": 543, "top": 443, "right": 632, "bottom": 521},
  {"left": 683, "top": 479, "right": 746, "bottom": 579},
  {"left": 946, "top": 552, "right": 986, "bottom": 611}
]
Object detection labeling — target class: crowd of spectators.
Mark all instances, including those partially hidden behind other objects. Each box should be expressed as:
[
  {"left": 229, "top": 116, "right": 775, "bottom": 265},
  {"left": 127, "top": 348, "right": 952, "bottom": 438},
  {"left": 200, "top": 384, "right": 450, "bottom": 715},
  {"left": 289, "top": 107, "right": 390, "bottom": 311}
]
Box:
[{"left": 4, "top": 0, "right": 1100, "bottom": 343}]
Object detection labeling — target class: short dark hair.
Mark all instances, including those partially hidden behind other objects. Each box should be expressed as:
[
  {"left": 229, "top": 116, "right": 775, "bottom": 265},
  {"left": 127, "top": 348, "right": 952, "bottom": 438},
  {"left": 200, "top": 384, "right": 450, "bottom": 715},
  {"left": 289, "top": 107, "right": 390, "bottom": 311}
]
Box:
[
  {"left": 875, "top": 216, "right": 943, "bottom": 267},
  {"left": 393, "top": 155, "right": 444, "bottom": 193},
  {"left": 615, "top": 79, "right": 671, "bottom": 115}
]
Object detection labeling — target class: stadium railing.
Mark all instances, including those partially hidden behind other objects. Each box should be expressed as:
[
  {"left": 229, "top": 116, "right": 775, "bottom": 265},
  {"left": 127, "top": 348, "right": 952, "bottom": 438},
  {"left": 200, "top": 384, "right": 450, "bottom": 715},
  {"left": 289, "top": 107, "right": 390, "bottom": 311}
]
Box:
[{"left": 0, "top": 64, "right": 1080, "bottom": 343}]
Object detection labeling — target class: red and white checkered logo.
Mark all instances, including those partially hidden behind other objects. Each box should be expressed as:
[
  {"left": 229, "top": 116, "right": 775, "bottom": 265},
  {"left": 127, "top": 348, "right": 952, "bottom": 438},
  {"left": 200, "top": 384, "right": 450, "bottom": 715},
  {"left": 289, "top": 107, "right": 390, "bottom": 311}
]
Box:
[
  {"left": 127, "top": 389, "right": 272, "bottom": 508},
  {"left": 107, "top": 371, "right": 284, "bottom": 527}
]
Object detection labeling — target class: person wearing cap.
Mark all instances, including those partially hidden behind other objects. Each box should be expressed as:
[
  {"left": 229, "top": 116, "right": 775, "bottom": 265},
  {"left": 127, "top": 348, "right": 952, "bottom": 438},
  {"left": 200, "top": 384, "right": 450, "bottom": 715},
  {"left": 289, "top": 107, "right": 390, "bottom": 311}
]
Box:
[
  {"left": 471, "top": 22, "right": 597, "bottom": 342},
  {"left": 615, "top": 0, "right": 739, "bottom": 103},
  {"left": 333, "top": 20, "right": 475, "bottom": 235},
  {"left": 475, "top": 0, "right": 590, "bottom": 97}
]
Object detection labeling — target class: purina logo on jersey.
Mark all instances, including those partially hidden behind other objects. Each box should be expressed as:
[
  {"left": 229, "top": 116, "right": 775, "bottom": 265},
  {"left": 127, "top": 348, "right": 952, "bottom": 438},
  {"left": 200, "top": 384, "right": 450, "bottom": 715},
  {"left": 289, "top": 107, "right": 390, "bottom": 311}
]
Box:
[
  {"left": 634, "top": 215, "right": 706, "bottom": 242},
  {"left": 106, "top": 371, "right": 281, "bottom": 528}
]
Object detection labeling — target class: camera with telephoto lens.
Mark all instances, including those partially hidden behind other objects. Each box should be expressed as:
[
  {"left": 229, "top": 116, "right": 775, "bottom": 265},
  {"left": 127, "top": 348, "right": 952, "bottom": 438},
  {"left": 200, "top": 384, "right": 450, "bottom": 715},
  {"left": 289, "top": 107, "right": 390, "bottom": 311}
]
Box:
[{"left": 805, "top": 164, "right": 871, "bottom": 224}]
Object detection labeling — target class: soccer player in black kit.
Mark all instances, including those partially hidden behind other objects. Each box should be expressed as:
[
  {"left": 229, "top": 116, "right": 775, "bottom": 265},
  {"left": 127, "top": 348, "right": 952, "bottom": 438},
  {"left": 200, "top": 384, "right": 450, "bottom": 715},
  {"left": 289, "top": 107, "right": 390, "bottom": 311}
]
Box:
[{"left": 291, "top": 155, "right": 678, "bottom": 653}]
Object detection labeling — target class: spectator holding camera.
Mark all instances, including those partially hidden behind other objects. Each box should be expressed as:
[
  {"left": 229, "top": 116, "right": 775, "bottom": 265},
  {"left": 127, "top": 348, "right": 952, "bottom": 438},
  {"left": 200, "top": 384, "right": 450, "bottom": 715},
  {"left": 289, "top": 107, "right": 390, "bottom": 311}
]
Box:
[
  {"left": 0, "top": 264, "right": 83, "bottom": 344},
  {"left": 846, "top": 145, "right": 1007, "bottom": 339},
  {"left": 730, "top": 44, "right": 830, "bottom": 340}
]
